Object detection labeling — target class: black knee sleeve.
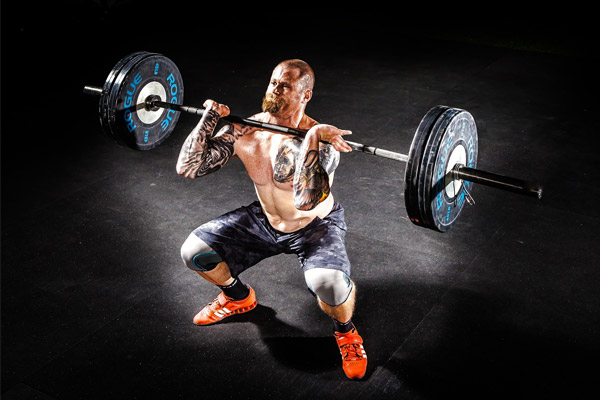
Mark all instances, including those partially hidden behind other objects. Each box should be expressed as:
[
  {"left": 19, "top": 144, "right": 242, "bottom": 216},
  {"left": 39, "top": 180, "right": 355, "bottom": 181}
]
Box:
[
  {"left": 192, "top": 251, "right": 223, "bottom": 272},
  {"left": 181, "top": 234, "right": 223, "bottom": 272}
]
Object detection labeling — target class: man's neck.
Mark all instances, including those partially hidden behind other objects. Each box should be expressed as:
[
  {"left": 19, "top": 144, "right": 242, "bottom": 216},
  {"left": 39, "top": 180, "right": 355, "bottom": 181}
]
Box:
[{"left": 266, "top": 109, "right": 306, "bottom": 129}]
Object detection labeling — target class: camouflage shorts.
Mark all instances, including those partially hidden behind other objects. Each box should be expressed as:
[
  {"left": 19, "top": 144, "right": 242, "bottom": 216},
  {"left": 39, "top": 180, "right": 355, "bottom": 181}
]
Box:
[{"left": 193, "top": 201, "right": 351, "bottom": 278}]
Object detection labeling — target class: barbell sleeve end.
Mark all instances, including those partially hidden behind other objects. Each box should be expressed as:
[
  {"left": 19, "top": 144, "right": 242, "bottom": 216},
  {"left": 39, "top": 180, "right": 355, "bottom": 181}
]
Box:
[
  {"left": 83, "top": 85, "right": 103, "bottom": 96},
  {"left": 454, "top": 166, "right": 543, "bottom": 199}
]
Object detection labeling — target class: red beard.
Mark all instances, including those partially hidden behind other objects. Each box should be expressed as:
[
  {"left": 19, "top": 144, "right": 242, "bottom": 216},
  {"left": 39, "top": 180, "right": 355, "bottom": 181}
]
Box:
[{"left": 262, "top": 93, "right": 286, "bottom": 114}]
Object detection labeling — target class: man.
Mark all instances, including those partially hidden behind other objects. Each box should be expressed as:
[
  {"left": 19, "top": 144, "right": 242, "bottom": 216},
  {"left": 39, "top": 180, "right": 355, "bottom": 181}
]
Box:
[{"left": 177, "top": 59, "right": 367, "bottom": 380}]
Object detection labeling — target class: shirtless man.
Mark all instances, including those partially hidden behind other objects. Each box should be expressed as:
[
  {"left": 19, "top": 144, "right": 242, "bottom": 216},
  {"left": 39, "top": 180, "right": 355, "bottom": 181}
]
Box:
[{"left": 177, "top": 59, "right": 367, "bottom": 380}]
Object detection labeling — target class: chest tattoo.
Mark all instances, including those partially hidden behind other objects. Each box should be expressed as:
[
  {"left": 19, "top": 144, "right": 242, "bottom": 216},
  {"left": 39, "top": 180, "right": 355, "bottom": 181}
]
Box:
[
  {"left": 273, "top": 142, "right": 298, "bottom": 183},
  {"left": 273, "top": 139, "right": 340, "bottom": 184}
]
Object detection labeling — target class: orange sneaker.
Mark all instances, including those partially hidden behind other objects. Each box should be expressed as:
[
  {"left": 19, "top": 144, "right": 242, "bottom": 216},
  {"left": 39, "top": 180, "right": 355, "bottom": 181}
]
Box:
[
  {"left": 334, "top": 327, "right": 367, "bottom": 380},
  {"left": 193, "top": 286, "right": 257, "bottom": 326}
]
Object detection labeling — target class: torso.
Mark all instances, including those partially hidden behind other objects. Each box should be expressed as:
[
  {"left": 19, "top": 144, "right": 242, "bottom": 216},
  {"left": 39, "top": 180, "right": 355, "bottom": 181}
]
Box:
[{"left": 233, "top": 113, "right": 336, "bottom": 233}]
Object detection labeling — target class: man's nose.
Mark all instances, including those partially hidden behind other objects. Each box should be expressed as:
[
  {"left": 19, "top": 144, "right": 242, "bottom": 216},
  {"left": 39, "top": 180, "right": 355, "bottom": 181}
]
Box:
[{"left": 272, "top": 83, "right": 282, "bottom": 95}]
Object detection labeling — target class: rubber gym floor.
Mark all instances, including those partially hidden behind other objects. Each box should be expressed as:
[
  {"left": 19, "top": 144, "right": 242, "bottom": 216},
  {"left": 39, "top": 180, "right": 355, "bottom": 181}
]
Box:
[{"left": 2, "top": 3, "right": 599, "bottom": 399}]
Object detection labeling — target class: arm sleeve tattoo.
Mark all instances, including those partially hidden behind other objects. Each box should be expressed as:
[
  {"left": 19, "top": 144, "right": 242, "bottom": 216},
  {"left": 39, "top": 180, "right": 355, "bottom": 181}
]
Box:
[
  {"left": 176, "top": 109, "right": 252, "bottom": 178},
  {"left": 293, "top": 133, "right": 339, "bottom": 211}
]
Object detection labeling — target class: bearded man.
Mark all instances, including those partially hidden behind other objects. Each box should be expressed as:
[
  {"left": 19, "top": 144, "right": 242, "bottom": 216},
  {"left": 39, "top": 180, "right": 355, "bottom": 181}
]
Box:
[{"left": 177, "top": 59, "right": 367, "bottom": 379}]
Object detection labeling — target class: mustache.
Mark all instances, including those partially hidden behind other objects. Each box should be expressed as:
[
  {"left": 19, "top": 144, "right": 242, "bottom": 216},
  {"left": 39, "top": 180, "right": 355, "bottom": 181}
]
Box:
[{"left": 262, "top": 93, "right": 286, "bottom": 114}]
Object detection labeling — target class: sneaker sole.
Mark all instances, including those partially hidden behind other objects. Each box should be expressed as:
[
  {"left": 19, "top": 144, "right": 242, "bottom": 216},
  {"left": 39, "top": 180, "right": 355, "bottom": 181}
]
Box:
[
  {"left": 345, "top": 371, "right": 366, "bottom": 380},
  {"left": 193, "top": 300, "right": 258, "bottom": 326}
]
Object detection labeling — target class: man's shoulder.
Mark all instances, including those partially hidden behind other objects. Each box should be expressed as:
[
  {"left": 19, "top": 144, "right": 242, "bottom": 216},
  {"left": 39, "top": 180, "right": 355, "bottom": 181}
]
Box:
[{"left": 300, "top": 115, "right": 319, "bottom": 130}]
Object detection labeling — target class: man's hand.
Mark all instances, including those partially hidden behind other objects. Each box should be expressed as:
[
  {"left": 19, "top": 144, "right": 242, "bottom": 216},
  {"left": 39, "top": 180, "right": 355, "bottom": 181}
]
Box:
[
  {"left": 176, "top": 99, "right": 236, "bottom": 179},
  {"left": 204, "top": 99, "right": 231, "bottom": 118},
  {"left": 309, "top": 124, "right": 353, "bottom": 153}
]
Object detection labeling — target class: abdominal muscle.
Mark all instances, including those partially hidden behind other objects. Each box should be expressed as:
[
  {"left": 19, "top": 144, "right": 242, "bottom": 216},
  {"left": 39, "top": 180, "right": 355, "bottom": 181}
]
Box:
[
  {"left": 254, "top": 181, "right": 335, "bottom": 233},
  {"left": 235, "top": 128, "right": 335, "bottom": 233}
]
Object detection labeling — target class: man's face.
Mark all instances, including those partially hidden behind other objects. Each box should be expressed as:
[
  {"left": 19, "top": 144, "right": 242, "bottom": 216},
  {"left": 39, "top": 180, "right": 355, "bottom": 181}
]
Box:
[{"left": 262, "top": 65, "right": 309, "bottom": 115}]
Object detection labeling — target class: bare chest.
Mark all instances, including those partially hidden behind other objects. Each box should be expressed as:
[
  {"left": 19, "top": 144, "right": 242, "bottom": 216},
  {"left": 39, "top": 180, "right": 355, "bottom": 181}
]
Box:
[{"left": 236, "top": 133, "right": 301, "bottom": 188}]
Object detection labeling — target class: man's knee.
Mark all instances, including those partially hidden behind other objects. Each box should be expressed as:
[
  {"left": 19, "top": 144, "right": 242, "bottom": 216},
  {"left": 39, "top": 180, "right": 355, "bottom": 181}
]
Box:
[
  {"left": 304, "top": 268, "right": 353, "bottom": 307},
  {"left": 180, "top": 234, "right": 223, "bottom": 272}
]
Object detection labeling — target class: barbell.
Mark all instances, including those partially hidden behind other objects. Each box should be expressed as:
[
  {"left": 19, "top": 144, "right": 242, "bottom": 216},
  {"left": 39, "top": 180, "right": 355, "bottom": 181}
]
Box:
[{"left": 83, "top": 51, "right": 543, "bottom": 232}]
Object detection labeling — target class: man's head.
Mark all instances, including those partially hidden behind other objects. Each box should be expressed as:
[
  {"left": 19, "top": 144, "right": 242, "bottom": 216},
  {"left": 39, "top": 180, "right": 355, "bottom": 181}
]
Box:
[{"left": 262, "top": 59, "right": 315, "bottom": 116}]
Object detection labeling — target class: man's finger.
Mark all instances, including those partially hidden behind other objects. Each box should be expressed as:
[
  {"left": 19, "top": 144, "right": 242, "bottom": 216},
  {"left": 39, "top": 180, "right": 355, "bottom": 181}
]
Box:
[{"left": 337, "top": 137, "right": 353, "bottom": 152}]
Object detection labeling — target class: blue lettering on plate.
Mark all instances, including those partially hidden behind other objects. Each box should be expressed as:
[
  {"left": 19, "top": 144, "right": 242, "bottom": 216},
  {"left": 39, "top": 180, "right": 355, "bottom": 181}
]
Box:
[
  {"left": 123, "top": 72, "right": 143, "bottom": 132},
  {"left": 161, "top": 73, "right": 179, "bottom": 130}
]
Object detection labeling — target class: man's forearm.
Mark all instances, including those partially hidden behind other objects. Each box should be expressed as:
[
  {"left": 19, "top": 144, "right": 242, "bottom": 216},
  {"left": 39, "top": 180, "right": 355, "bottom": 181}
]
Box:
[
  {"left": 293, "top": 130, "right": 331, "bottom": 210},
  {"left": 176, "top": 109, "right": 234, "bottom": 178}
]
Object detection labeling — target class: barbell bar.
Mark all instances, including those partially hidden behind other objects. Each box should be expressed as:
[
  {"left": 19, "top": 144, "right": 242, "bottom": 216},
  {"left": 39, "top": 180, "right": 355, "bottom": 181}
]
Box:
[
  {"left": 144, "top": 98, "right": 541, "bottom": 199},
  {"left": 82, "top": 85, "right": 410, "bottom": 163},
  {"left": 83, "top": 51, "right": 543, "bottom": 232},
  {"left": 84, "top": 85, "right": 541, "bottom": 197}
]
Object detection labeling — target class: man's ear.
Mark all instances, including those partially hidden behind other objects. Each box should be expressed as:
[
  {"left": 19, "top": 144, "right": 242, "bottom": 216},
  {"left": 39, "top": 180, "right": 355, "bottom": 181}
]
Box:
[{"left": 303, "top": 89, "right": 313, "bottom": 104}]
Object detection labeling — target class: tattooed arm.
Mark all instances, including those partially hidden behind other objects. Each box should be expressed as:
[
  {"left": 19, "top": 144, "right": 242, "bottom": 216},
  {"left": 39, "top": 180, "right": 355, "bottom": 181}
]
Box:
[
  {"left": 176, "top": 100, "right": 252, "bottom": 179},
  {"left": 293, "top": 124, "right": 352, "bottom": 210}
]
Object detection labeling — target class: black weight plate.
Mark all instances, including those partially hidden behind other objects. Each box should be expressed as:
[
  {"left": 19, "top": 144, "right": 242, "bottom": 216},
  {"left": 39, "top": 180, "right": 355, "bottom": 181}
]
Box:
[
  {"left": 108, "top": 53, "right": 184, "bottom": 150},
  {"left": 99, "top": 51, "right": 137, "bottom": 140},
  {"left": 105, "top": 52, "right": 157, "bottom": 146},
  {"left": 404, "top": 105, "right": 448, "bottom": 228},
  {"left": 421, "top": 108, "right": 478, "bottom": 232},
  {"left": 102, "top": 52, "right": 155, "bottom": 143},
  {"left": 100, "top": 51, "right": 154, "bottom": 142},
  {"left": 418, "top": 107, "right": 461, "bottom": 229}
]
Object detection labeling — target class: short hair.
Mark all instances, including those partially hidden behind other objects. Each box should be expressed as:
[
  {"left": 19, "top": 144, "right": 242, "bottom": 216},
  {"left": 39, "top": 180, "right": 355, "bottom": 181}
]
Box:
[{"left": 277, "top": 59, "right": 315, "bottom": 91}]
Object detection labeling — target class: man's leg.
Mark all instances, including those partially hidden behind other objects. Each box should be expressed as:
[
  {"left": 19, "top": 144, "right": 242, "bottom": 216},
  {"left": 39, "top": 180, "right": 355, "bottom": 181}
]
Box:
[
  {"left": 181, "top": 233, "right": 256, "bottom": 325},
  {"left": 316, "top": 282, "right": 356, "bottom": 326},
  {"left": 304, "top": 269, "right": 367, "bottom": 379},
  {"left": 194, "top": 261, "right": 234, "bottom": 286}
]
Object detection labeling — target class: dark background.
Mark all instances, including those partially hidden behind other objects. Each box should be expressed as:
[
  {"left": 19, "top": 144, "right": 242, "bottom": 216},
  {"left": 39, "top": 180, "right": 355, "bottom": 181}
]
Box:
[{"left": 2, "top": 1, "right": 599, "bottom": 399}]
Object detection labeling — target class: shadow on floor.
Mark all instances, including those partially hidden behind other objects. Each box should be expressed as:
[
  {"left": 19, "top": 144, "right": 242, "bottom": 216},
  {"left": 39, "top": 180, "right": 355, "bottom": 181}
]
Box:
[{"left": 221, "top": 304, "right": 341, "bottom": 374}]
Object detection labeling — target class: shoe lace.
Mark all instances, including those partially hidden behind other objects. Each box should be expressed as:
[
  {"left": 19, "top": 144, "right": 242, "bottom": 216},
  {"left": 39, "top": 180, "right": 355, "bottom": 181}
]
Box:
[
  {"left": 205, "top": 296, "right": 223, "bottom": 312},
  {"left": 340, "top": 343, "right": 364, "bottom": 361}
]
